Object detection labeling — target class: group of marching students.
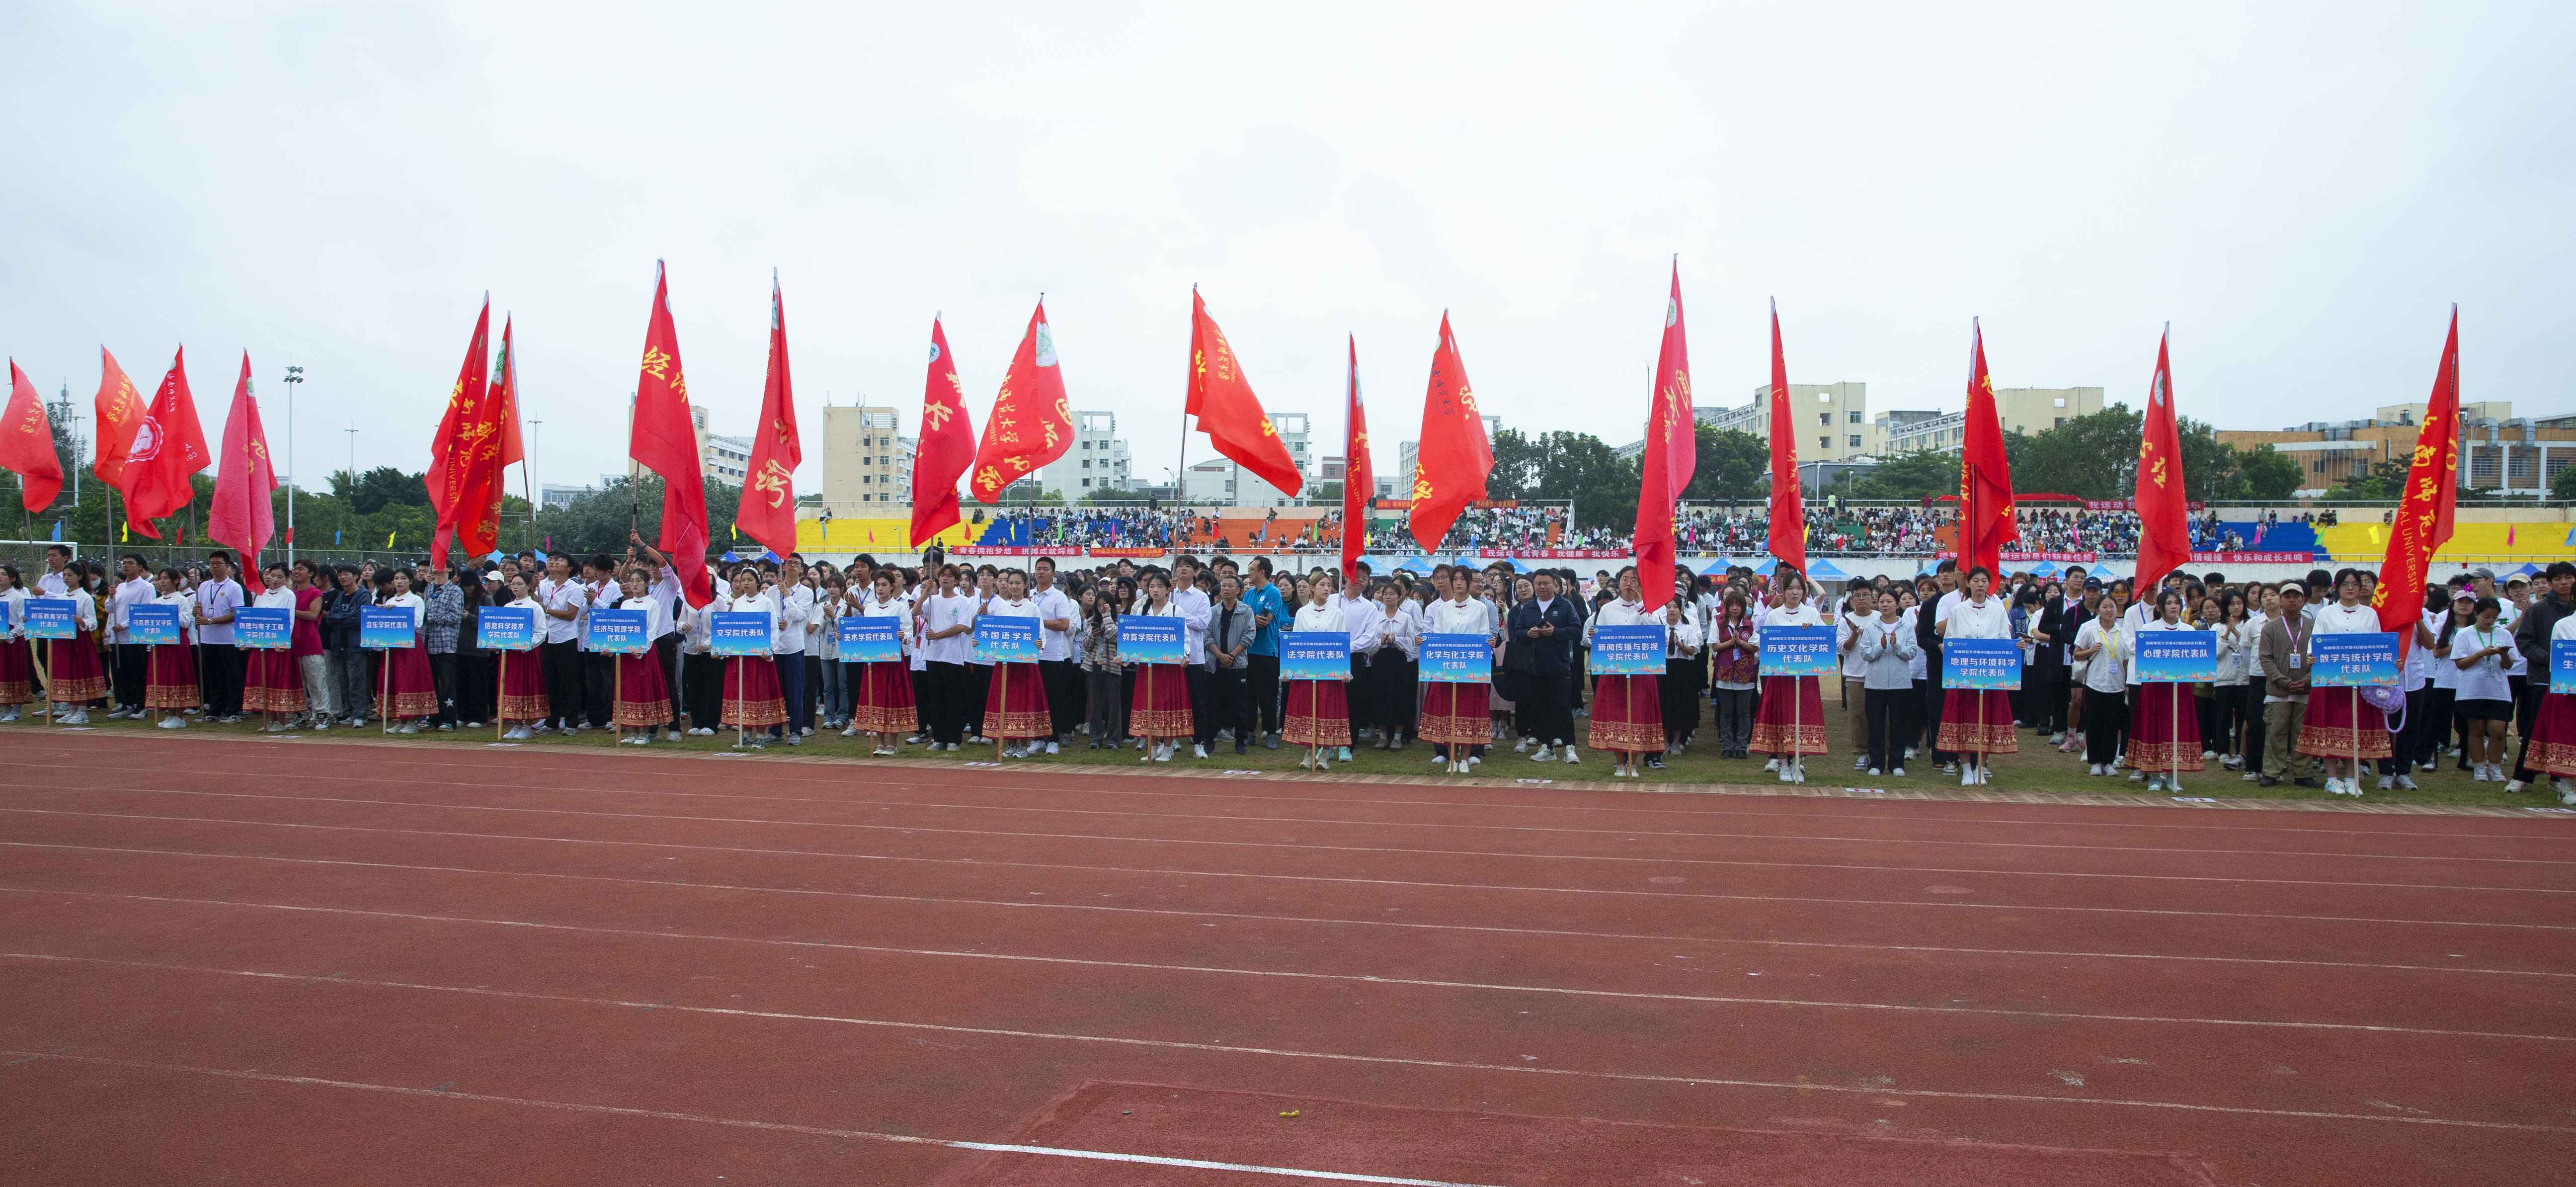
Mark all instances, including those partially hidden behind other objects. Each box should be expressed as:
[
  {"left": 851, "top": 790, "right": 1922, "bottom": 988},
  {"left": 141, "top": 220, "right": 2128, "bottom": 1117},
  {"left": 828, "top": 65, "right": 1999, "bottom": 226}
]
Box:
[{"left": 4, "top": 537, "right": 2572, "bottom": 800}]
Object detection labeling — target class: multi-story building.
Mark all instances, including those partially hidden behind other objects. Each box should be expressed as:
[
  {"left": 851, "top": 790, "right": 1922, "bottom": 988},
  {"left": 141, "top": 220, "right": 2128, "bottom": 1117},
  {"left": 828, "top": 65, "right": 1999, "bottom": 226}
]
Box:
[
  {"left": 2217, "top": 401, "right": 2576, "bottom": 496},
  {"left": 820, "top": 405, "right": 912, "bottom": 508},
  {"left": 1036, "top": 410, "right": 1132, "bottom": 499},
  {"left": 1873, "top": 387, "right": 2104, "bottom": 455},
  {"left": 702, "top": 430, "right": 751, "bottom": 487},
  {"left": 1707, "top": 382, "right": 1874, "bottom": 461}
]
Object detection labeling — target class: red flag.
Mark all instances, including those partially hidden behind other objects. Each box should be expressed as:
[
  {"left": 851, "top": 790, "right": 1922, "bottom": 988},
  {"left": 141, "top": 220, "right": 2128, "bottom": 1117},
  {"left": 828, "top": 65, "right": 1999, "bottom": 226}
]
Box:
[
  {"left": 734, "top": 273, "right": 802, "bottom": 559},
  {"left": 968, "top": 300, "right": 1073, "bottom": 504},
  {"left": 2132, "top": 325, "right": 2191, "bottom": 592},
  {"left": 2375, "top": 307, "right": 2462, "bottom": 645},
  {"left": 454, "top": 316, "right": 523, "bottom": 562},
  {"left": 209, "top": 352, "right": 280, "bottom": 590},
  {"left": 1634, "top": 271, "right": 1694, "bottom": 611},
  {"left": 910, "top": 316, "right": 975, "bottom": 545},
  {"left": 124, "top": 347, "right": 213, "bottom": 541},
  {"left": 628, "top": 262, "right": 715, "bottom": 608},
  {"left": 1340, "top": 336, "right": 1371, "bottom": 587},
  {"left": 1187, "top": 289, "right": 1302, "bottom": 497},
  {"left": 1764, "top": 300, "right": 1806, "bottom": 575},
  {"left": 1956, "top": 319, "right": 2019, "bottom": 577},
  {"left": 1658, "top": 261, "right": 1695, "bottom": 493},
  {"left": 1, "top": 360, "right": 63, "bottom": 511},
  {"left": 424, "top": 296, "right": 491, "bottom": 570},
  {"left": 1406, "top": 313, "right": 1492, "bottom": 553},
  {"left": 91, "top": 347, "right": 146, "bottom": 490}
]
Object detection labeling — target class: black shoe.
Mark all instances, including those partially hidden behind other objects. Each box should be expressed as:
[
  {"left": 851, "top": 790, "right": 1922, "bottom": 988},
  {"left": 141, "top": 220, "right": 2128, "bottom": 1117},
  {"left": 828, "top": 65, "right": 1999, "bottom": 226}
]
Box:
[
  {"left": 2294, "top": 777, "right": 2324, "bottom": 788},
  {"left": 1646, "top": 756, "right": 1666, "bottom": 770},
  {"left": 2258, "top": 776, "right": 2279, "bottom": 787}
]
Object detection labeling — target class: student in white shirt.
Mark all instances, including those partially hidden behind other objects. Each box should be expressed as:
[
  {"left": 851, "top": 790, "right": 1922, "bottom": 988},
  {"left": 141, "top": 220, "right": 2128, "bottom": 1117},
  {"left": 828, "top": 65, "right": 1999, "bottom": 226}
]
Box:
[
  {"left": 715, "top": 565, "right": 788, "bottom": 746},
  {"left": 44, "top": 568, "right": 107, "bottom": 722},
  {"left": 610, "top": 565, "right": 677, "bottom": 747},
  {"left": 918, "top": 566, "right": 977, "bottom": 750},
  {"left": 1423, "top": 569, "right": 1499, "bottom": 771},
  {"left": 1657, "top": 594, "right": 1703, "bottom": 762},
  {"left": 1935, "top": 566, "right": 2017, "bottom": 786},
  {"left": 1358, "top": 578, "right": 1421, "bottom": 750},
  {"left": 1857, "top": 593, "right": 1920, "bottom": 775},
  {"left": 537, "top": 556, "right": 589, "bottom": 734},
  {"left": 239, "top": 567, "right": 305, "bottom": 731},
  {"left": 1031, "top": 557, "right": 1081, "bottom": 753},
  {"left": 2299, "top": 571, "right": 2395, "bottom": 796},
  {"left": 106, "top": 556, "right": 155, "bottom": 719},
  {"left": 978, "top": 568, "right": 1052, "bottom": 758},
  {"left": 844, "top": 570, "right": 919, "bottom": 755},
  {"left": 0, "top": 564, "right": 31, "bottom": 722},
  {"left": 1836, "top": 586, "right": 1877, "bottom": 770},
  {"left": 378, "top": 570, "right": 437, "bottom": 733},
  {"left": 1753, "top": 570, "right": 1827, "bottom": 783},
  {"left": 1285, "top": 572, "right": 1353, "bottom": 770},
  {"left": 1585, "top": 568, "right": 1663, "bottom": 779},
  {"left": 2072, "top": 599, "right": 2128, "bottom": 775},
  {"left": 143, "top": 568, "right": 204, "bottom": 729},
  {"left": 2453, "top": 596, "right": 2518, "bottom": 783},
  {"left": 770, "top": 557, "right": 815, "bottom": 744},
  {"left": 2129, "top": 589, "right": 2208, "bottom": 792}
]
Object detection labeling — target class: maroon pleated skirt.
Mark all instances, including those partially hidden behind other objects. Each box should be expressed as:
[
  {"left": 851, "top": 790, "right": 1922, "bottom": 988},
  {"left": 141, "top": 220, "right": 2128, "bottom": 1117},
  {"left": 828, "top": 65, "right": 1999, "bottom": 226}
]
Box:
[
  {"left": 852, "top": 661, "right": 918, "bottom": 735},
  {"left": 1936, "top": 688, "right": 2020, "bottom": 755},
  {"left": 242, "top": 647, "right": 305, "bottom": 714},
  {"left": 722, "top": 656, "right": 787, "bottom": 728},
  {"left": 1587, "top": 674, "right": 1663, "bottom": 753},
  {"left": 1417, "top": 682, "right": 1490, "bottom": 746},
  {"left": 1284, "top": 679, "right": 1352, "bottom": 748},
  {"left": 1749, "top": 675, "right": 1826, "bottom": 756},
  {"left": 2296, "top": 686, "right": 2392, "bottom": 760},
  {"left": 1128, "top": 663, "right": 1194, "bottom": 739},
  {"left": 2124, "top": 681, "right": 2202, "bottom": 772},
  {"left": 613, "top": 653, "right": 671, "bottom": 727},
  {"left": 496, "top": 648, "right": 550, "bottom": 722},
  {"left": 147, "top": 643, "right": 203, "bottom": 711},
  {"left": 982, "top": 661, "right": 1051, "bottom": 740}
]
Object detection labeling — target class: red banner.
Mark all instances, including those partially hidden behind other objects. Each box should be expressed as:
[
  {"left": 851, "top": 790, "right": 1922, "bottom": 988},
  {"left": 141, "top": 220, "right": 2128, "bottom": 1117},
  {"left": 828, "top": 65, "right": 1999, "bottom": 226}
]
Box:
[{"left": 1475, "top": 548, "right": 1628, "bottom": 560}]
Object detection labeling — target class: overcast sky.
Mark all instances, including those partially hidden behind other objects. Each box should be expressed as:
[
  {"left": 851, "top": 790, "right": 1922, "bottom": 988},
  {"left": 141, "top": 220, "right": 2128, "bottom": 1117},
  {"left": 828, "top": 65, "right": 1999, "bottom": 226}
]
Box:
[{"left": 6, "top": 2, "right": 2569, "bottom": 502}]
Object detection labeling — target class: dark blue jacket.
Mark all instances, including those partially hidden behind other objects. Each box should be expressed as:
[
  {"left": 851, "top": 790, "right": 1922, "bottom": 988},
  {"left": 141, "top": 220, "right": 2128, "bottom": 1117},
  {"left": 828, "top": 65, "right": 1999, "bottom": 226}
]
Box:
[{"left": 1509, "top": 597, "right": 1582, "bottom": 674}]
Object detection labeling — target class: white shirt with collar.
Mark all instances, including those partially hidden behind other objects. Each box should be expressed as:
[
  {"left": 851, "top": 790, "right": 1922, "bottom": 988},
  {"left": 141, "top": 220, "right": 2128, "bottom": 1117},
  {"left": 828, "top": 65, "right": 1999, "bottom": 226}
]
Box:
[
  {"left": 111, "top": 575, "right": 154, "bottom": 645},
  {"left": 539, "top": 577, "right": 587, "bottom": 645},
  {"left": 1170, "top": 585, "right": 1213, "bottom": 666},
  {"left": 922, "top": 591, "right": 976, "bottom": 665},
  {"left": 773, "top": 581, "right": 812, "bottom": 655},
  {"left": 36, "top": 568, "right": 70, "bottom": 596},
  {"left": 1030, "top": 582, "right": 1077, "bottom": 661},
  {"left": 194, "top": 577, "right": 244, "bottom": 646}
]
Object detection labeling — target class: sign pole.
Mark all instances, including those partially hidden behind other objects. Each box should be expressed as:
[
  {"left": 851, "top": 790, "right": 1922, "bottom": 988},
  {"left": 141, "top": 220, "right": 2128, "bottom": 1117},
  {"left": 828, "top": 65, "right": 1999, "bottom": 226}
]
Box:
[
  {"left": 497, "top": 650, "right": 508, "bottom": 741},
  {"left": 2171, "top": 681, "right": 2181, "bottom": 792},
  {"left": 1791, "top": 673, "right": 1802, "bottom": 783},
  {"left": 2351, "top": 686, "right": 2360, "bottom": 788},
  {"left": 32, "top": 639, "right": 50, "bottom": 728},
  {"left": 380, "top": 648, "right": 390, "bottom": 735},
  {"left": 614, "top": 653, "right": 624, "bottom": 743},
  {"left": 996, "top": 661, "right": 1009, "bottom": 761}
]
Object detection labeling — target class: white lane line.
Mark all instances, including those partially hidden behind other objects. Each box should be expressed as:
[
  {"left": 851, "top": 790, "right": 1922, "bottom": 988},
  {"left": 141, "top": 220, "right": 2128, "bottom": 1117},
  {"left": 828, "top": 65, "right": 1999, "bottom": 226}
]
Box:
[
  {"left": 8, "top": 748, "right": 2563, "bottom": 839},
  {"left": 17, "top": 887, "right": 2566, "bottom": 1041},
  {"left": 29, "top": 780, "right": 2567, "bottom": 866},
  {"left": 15, "top": 840, "right": 2569, "bottom": 974},
  {"left": 5, "top": 826, "right": 2567, "bottom": 934},
  {"left": 7, "top": 803, "right": 2564, "bottom": 898},
  {"left": 0, "top": 1049, "right": 1515, "bottom": 1187},
  {"left": 7, "top": 952, "right": 2572, "bottom": 1135}
]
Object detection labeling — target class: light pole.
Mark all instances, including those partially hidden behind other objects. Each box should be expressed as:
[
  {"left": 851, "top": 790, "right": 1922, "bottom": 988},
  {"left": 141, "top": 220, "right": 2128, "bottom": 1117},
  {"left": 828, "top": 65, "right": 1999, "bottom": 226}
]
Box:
[
  {"left": 345, "top": 427, "right": 358, "bottom": 509},
  {"left": 282, "top": 365, "right": 302, "bottom": 564}
]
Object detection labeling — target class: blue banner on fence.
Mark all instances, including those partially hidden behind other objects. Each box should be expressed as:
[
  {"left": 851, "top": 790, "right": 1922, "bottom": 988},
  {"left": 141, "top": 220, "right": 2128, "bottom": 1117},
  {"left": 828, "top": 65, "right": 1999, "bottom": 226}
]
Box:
[
  {"left": 127, "top": 602, "right": 183, "bottom": 646},
  {"left": 1116, "top": 615, "right": 1185, "bottom": 665},
  {"left": 1282, "top": 632, "right": 1350, "bottom": 681},
  {"left": 1758, "top": 624, "right": 1839, "bottom": 678},
  {"left": 2132, "top": 630, "right": 2217, "bottom": 683},
  {"left": 711, "top": 612, "right": 772, "bottom": 658},
  {"left": 973, "top": 616, "right": 1039, "bottom": 664},
  {"left": 1589, "top": 624, "right": 1667, "bottom": 677},
  {"left": 1941, "top": 637, "right": 2025, "bottom": 689},
  {"left": 1420, "top": 632, "right": 1492, "bottom": 684},
  {"left": 2553, "top": 639, "right": 2576, "bottom": 695},
  {"left": 22, "top": 598, "right": 77, "bottom": 641},
  {"left": 477, "top": 605, "right": 539, "bottom": 652},
  {"left": 587, "top": 607, "right": 652, "bottom": 656},
  {"left": 2309, "top": 632, "right": 2400, "bottom": 688},
  {"left": 837, "top": 615, "right": 903, "bottom": 663},
  {"left": 235, "top": 606, "right": 293, "bottom": 651},
  {"left": 359, "top": 606, "right": 416, "bottom": 650}
]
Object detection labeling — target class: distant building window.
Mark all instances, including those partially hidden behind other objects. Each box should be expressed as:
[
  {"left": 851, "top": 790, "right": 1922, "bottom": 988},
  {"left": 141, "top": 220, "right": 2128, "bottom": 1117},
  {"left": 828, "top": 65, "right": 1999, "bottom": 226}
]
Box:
[
  {"left": 1817, "top": 436, "right": 1830, "bottom": 451},
  {"left": 1816, "top": 392, "right": 1831, "bottom": 404},
  {"left": 1848, "top": 434, "right": 1861, "bottom": 448},
  {"left": 1818, "top": 413, "right": 1831, "bottom": 427},
  {"left": 1848, "top": 411, "right": 1862, "bottom": 424},
  {"left": 2054, "top": 417, "right": 2065, "bottom": 428},
  {"left": 2053, "top": 397, "right": 2067, "bottom": 408}
]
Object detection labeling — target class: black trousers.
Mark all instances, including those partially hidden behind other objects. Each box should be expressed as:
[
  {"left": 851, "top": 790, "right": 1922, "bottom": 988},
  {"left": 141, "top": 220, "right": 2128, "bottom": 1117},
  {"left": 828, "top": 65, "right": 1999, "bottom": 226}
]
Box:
[
  {"left": 583, "top": 652, "right": 614, "bottom": 728},
  {"left": 1247, "top": 654, "right": 1282, "bottom": 735},
  {"left": 1041, "top": 659, "right": 1082, "bottom": 739},
  {"left": 926, "top": 661, "right": 967, "bottom": 745},
  {"left": 654, "top": 635, "right": 684, "bottom": 729},
  {"left": 1921, "top": 660, "right": 1952, "bottom": 762},
  {"left": 1184, "top": 664, "right": 1213, "bottom": 748},
  {"left": 1864, "top": 686, "right": 1907, "bottom": 770},
  {"left": 1523, "top": 669, "right": 1574, "bottom": 746},
  {"left": 1209, "top": 664, "right": 1250, "bottom": 744},
  {"left": 1661, "top": 658, "right": 1699, "bottom": 746},
  {"left": 2240, "top": 682, "right": 2269, "bottom": 774},
  {"left": 429, "top": 652, "right": 457, "bottom": 724},
  {"left": 2084, "top": 686, "right": 2128, "bottom": 766},
  {"left": 967, "top": 663, "right": 993, "bottom": 736},
  {"left": 199, "top": 643, "right": 243, "bottom": 718},
  {"left": 452, "top": 654, "right": 491, "bottom": 725},
  {"left": 1345, "top": 654, "right": 1369, "bottom": 738},
  {"left": 541, "top": 640, "right": 584, "bottom": 727},
  {"left": 775, "top": 652, "right": 809, "bottom": 737},
  {"left": 1367, "top": 653, "right": 1417, "bottom": 737},
  {"left": 115, "top": 643, "right": 148, "bottom": 711}
]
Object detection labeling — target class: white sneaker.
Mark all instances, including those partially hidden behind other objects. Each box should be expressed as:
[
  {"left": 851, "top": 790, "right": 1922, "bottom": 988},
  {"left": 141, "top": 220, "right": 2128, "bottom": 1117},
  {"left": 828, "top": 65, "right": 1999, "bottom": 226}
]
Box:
[
  {"left": 2376, "top": 775, "right": 2395, "bottom": 791},
  {"left": 1562, "top": 748, "right": 1579, "bottom": 764},
  {"left": 1154, "top": 745, "right": 1172, "bottom": 763},
  {"left": 1763, "top": 758, "right": 1780, "bottom": 771},
  {"left": 1514, "top": 737, "right": 1532, "bottom": 753},
  {"left": 1867, "top": 767, "right": 1882, "bottom": 777},
  {"left": 2557, "top": 779, "right": 2576, "bottom": 805},
  {"left": 1430, "top": 752, "right": 1449, "bottom": 765},
  {"left": 1046, "top": 741, "right": 1061, "bottom": 755},
  {"left": 1891, "top": 766, "right": 1905, "bottom": 777},
  {"left": 2146, "top": 776, "right": 2165, "bottom": 792},
  {"left": 2470, "top": 765, "right": 2490, "bottom": 783},
  {"left": 2503, "top": 778, "right": 2527, "bottom": 794},
  {"left": 2089, "top": 763, "right": 2104, "bottom": 776},
  {"left": 2128, "top": 768, "right": 2145, "bottom": 782},
  {"left": 1467, "top": 755, "right": 1481, "bottom": 768},
  {"left": 1963, "top": 767, "right": 1978, "bottom": 787},
  {"left": 1195, "top": 744, "right": 1210, "bottom": 760},
  {"left": 2395, "top": 775, "right": 2418, "bottom": 790},
  {"left": 1532, "top": 746, "right": 1553, "bottom": 762},
  {"left": 1777, "top": 763, "right": 1794, "bottom": 783},
  {"left": 841, "top": 725, "right": 858, "bottom": 737},
  {"left": 158, "top": 717, "right": 186, "bottom": 730},
  {"left": 2202, "top": 749, "right": 2217, "bottom": 760}
]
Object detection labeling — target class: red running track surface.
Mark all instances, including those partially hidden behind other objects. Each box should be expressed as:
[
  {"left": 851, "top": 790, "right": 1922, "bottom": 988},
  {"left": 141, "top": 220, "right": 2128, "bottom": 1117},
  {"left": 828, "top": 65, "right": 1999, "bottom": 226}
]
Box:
[{"left": 2, "top": 732, "right": 2572, "bottom": 1186}]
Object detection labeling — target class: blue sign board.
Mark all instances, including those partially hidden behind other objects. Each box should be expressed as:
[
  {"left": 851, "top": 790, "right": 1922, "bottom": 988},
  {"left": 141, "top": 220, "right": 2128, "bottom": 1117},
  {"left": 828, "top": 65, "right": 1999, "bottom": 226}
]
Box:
[
  {"left": 127, "top": 602, "right": 183, "bottom": 646},
  {"left": 1420, "top": 632, "right": 1492, "bottom": 684},
  {"left": 1941, "top": 637, "right": 2025, "bottom": 690},
  {"left": 1758, "top": 624, "right": 1840, "bottom": 678},
  {"left": 236, "top": 606, "right": 294, "bottom": 651},
  {"left": 587, "top": 607, "right": 652, "bottom": 656},
  {"left": 1282, "top": 631, "right": 1350, "bottom": 681},
  {"left": 2132, "top": 630, "right": 2218, "bottom": 683},
  {"left": 1589, "top": 624, "right": 1667, "bottom": 677},
  {"left": 0, "top": 597, "right": 11, "bottom": 629},
  {"left": 837, "top": 615, "right": 903, "bottom": 663},
  {"left": 711, "top": 612, "right": 772, "bottom": 658},
  {"left": 973, "top": 616, "right": 1040, "bottom": 664},
  {"left": 477, "top": 605, "right": 539, "bottom": 652},
  {"left": 1116, "top": 615, "right": 1186, "bottom": 665},
  {"left": 359, "top": 606, "right": 416, "bottom": 650},
  {"left": 22, "top": 598, "right": 77, "bottom": 641},
  {"left": 2309, "top": 632, "right": 2400, "bottom": 688},
  {"left": 2552, "top": 639, "right": 2576, "bottom": 695}
]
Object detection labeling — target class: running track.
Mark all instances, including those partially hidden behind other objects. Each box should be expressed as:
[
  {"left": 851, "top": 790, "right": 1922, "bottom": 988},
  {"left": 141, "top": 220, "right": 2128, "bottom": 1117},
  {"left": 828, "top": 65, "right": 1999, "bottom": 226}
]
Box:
[{"left": 3, "top": 732, "right": 2572, "bottom": 1186}]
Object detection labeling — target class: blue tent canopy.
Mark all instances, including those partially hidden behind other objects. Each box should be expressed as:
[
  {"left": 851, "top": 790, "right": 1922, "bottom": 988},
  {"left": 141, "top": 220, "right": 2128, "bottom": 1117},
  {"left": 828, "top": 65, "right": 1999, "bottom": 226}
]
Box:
[
  {"left": 1698, "top": 557, "right": 1735, "bottom": 575},
  {"left": 1395, "top": 555, "right": 1435, "bottom": 573},
  {"left": 1805, "top": 559, "right": 1848, "bottom": 580}
]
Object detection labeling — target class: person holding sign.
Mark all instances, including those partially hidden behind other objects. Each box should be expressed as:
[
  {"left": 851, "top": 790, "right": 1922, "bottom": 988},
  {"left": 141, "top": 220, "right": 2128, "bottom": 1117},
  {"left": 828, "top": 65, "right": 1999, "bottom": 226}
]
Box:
[
  {"left": 496, "top": 575, "right": 554, "bottom": 740},
  {"left": 1284, "top": 572, "right": 1352, "bottom": 770},
  {"left": 1585, "top": 568, "right": 1663, "bottom": 779},
  {"left": 1423, "top": 569, "right": 1499, "bottom": 771},
  {"left": 2299, "top": 572, "right": 2392, "bottom": 796},
  {"left": 1360, "top": 580, "right": 1420, "bottom": 751},
  {"left": 0, "top": 565, "right": 31, "bottom": 721},
  {"left": 43, "top": 571, "right": 107, "bottom": 723},
  {"left": 1127, "top": 572, "right": 1196, "bottom": 762},
  {"left": 2129, "top": 591, "right": 2205, "bottom": 792},
  {"left": 239, "top": 564, "right": 305, "bottom": 730},
  {"left": 610, "top": 566, "right": 674, "bottom": 747},
  {"left": 142, "top": 568, "right": 201, "bottom": 729},
  {"left": 376, "top": 570, "right": 438, "bottom": 734},
  {"left": 1752, "top": 570, "right": 1827, "bottom": 782},
  {"left": 848, "top": 570, "right": 919, "bottom": 756},
  {"left": 980, "top": 568, "right": 1052, "bottom": 758},
  {"left": 2451, "top": 596, "right": 2517, "bottom": 784},
  {"left": 2525, "top": 605, "right": 2576, "bottom": 802},
  {"left": 1935, "top": 566, "right": 2017, "bottom": 786},
  {"left": 716, "top": 566, "right": 788, "bottom": 743}
]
